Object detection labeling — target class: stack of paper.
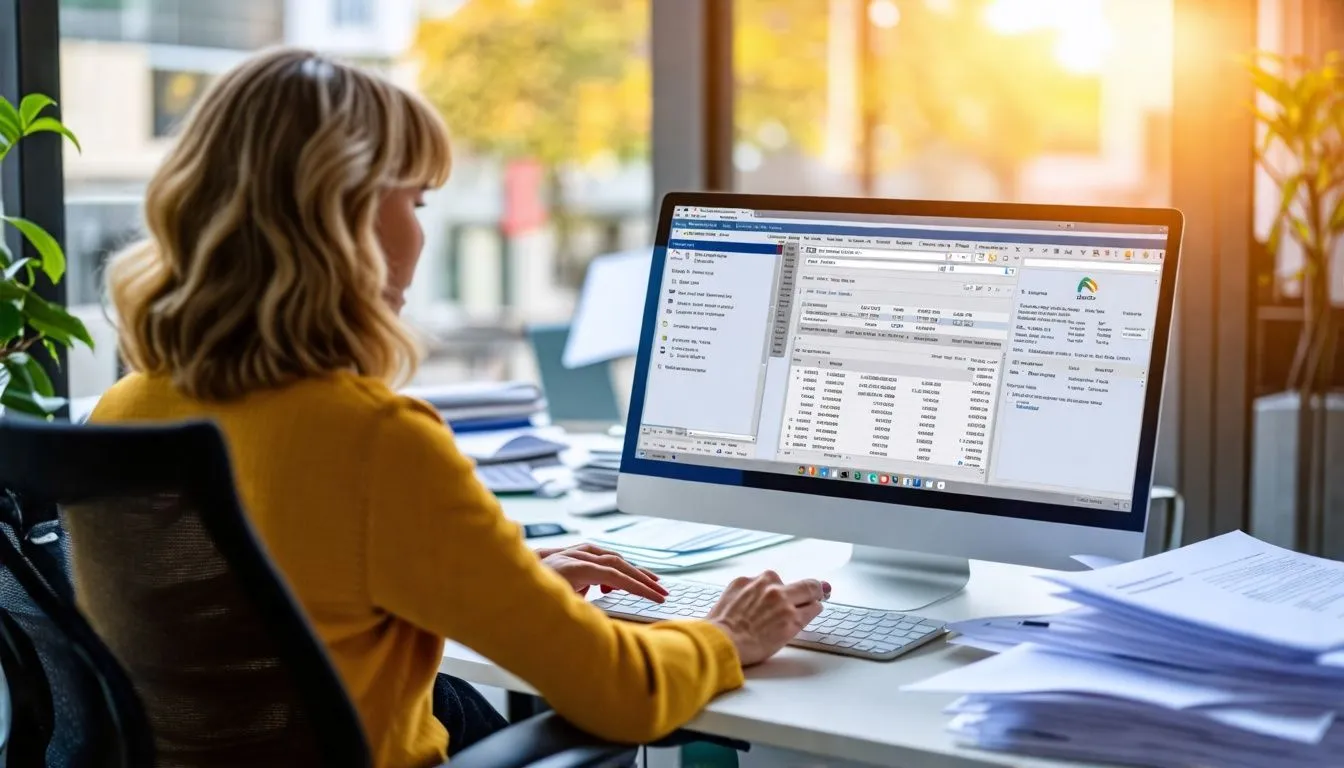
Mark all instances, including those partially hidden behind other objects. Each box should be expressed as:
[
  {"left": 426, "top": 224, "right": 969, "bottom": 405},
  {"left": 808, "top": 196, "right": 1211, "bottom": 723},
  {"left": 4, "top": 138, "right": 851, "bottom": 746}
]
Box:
[
  {"left": 402, "top": 381, "right": 545, "bottom": 431},
  {"left": 904, "top": 531, "right": 1344, "bottom": 768},
  {"left": 573, "top": 449, "right": 621, "bottom": 491},
  {"left": 592, "top": 518, "right": 792, "bottom": 573}
]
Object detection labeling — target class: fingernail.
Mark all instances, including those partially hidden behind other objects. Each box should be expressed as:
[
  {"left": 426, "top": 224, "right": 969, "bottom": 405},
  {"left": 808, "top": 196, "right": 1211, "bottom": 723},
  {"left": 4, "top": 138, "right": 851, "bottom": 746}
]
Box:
[{"left": 822, "top": 581, "right": 832, "bottom": 594}]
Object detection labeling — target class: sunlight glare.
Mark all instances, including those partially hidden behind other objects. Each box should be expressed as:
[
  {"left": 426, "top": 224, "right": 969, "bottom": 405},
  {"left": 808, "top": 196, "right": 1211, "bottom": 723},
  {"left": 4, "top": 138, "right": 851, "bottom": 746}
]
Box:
[
  {"left": 984, "top": 0, "right": 1111, "bottom": 75},
  {"left": 867, "top": 0, "right": 902, "bottom": 29}
]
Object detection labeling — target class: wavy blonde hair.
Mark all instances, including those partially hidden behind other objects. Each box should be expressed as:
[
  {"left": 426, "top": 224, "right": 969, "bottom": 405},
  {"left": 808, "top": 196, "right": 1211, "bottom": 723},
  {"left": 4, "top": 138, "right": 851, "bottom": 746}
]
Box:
[{"left": 107, "top": 48, "right": 451, "bottom": 401}]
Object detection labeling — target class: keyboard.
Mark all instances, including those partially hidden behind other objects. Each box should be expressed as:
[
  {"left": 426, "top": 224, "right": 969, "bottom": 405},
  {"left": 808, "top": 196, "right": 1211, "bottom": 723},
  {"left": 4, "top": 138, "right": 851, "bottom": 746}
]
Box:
[
  {"left": 593, "top": 579, "right": 948, "bottom": 662},
  {"left": 475, "top": 461, "right": 541, "bottom": 494}
]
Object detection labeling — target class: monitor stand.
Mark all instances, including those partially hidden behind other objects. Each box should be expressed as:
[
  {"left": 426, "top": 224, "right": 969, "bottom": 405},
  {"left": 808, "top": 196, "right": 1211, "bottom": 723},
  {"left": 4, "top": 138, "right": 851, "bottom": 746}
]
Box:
[{"left": 826, "top": 546, "right": 970, "bottom": 612}]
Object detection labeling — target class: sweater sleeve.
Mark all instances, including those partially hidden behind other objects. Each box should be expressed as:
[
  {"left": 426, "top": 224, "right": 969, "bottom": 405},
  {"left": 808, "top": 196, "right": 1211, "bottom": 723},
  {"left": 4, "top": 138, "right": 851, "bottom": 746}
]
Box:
[{"left": 363, "top": 398, "right": 745, "bottom": 743}]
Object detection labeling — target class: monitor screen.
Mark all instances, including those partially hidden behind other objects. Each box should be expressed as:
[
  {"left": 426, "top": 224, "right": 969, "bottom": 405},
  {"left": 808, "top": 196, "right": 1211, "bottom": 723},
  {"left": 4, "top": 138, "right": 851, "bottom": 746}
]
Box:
[{"left": 622, "top": 200, "right": 1176, "bottom": 531}]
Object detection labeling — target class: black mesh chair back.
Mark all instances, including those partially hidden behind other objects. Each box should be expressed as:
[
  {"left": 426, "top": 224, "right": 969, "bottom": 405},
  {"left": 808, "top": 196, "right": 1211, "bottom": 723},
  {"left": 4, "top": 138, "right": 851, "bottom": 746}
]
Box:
[
  {"left": 0, "top": 605, "right": 55, "bottom": 766},
  {"left": 0, "top": 418, "right": 371, "bottom": 767},
  {"left": 0, "top": 496, "right": 102, "bottom": 766}
]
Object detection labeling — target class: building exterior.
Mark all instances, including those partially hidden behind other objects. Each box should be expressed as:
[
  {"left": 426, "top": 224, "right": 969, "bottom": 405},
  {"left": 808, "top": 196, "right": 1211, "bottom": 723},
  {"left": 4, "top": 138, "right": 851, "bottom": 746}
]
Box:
[{"left": 58, "top": 0, "right": 649, "bottom": 396}]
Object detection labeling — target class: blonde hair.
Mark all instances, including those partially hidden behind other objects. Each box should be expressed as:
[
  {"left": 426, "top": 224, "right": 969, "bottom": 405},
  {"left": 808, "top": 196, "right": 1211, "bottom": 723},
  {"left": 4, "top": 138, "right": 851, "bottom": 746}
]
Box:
[{"left": 107, "top": 48, "right": 451, "bottom": 401}]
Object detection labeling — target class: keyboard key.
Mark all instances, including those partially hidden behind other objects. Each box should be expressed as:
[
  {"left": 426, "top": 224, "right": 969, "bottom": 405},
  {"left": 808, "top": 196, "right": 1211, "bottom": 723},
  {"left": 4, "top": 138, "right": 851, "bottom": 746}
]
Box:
[{"left": 597, "top": 578, "right": 943, "bottom": 661}]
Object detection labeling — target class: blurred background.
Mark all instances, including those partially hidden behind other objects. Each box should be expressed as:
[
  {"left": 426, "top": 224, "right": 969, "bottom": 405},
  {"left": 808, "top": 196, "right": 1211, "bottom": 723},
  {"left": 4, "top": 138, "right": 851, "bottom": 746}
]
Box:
[
  {"left": 40, "top": 0, "right": 1344, "bottom": 552},
  {"left": 55, "top": 0, "right": 1176, "bottom": 396}
]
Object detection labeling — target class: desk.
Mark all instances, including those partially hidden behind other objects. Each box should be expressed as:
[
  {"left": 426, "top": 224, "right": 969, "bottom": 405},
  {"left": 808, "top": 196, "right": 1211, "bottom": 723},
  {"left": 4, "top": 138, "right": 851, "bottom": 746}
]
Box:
[{"left": 440, "top": 491, "right": 1113, "bottom": 768}]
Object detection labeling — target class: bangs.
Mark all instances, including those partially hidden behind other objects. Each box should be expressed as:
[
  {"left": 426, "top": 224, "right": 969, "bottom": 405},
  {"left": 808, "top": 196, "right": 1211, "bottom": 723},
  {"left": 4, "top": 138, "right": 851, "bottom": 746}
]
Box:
[{"left": 390, "top": 90, "right": 452, "bottom": 190}]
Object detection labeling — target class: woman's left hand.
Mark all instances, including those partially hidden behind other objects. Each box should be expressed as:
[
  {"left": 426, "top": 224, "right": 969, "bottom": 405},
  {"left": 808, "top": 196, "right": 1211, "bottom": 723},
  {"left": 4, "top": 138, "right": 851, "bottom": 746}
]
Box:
[{"left": 537, "top": 543, "right": 668, "bottom": 603}]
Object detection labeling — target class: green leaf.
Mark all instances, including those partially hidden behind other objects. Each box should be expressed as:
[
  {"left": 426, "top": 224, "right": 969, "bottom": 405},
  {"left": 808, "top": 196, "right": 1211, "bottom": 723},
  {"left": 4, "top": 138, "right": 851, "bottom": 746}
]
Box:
[
  {"left": 1, "top": 216, "right": 64, "bottom": 283},
  {"left": 0, "top": 383, "right": 65, "bottom": 417},
  {"left": 1268, "top": 219, "right": 1283, "bottom": 256},
  {"left": 1278, "top": 174, "right": 1303, "bottom": 218},
  {"left": 0, "top": 282, "right": 27, "bottom": 302},
  {"left": 41, "top": 339, "right": 60, "bottom": 369},
  {"left": 17, "top": 94, "right": 54, "bottom": 129},
  {"left": 1249, "top": 65, "right": 1291, "bottom": 107},
  {"left": 22, "top": 117, "right": 80, "bottom": 153},
  {"left": 4, "top": 353, "right": 54, "bottom": 399},
  {"left": 0, "top": 301, "right": 21, "bottom": 341},
  {"left": 0, "top": 238, "right": 11, "bottom": 268},
  {"left": 2, "top": 258, "right": 32, "bottom": 282},
  {"left": 0, "top": 97, "right": 20, "bottom": 144},
  {"left": 24, "top": 355, "right": 53, "bottom": 398},
  {"left": 1291, "top": 217, "right": 1314, "bottom": 249},
  {"left": 23, "top": 293, "right": 93, "bottom": 348}
]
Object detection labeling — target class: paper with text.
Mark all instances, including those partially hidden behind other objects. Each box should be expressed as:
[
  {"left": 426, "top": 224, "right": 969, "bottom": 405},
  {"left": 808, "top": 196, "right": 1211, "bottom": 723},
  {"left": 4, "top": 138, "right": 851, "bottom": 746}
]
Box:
[{"left": 1045, "top": 530, "right": 1344, "bottom": 653}]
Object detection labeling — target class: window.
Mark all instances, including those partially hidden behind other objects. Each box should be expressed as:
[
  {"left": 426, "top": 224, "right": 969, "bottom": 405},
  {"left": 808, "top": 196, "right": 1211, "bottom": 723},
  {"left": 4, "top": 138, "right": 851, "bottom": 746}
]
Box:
[
  {"left": 733, "top": 0, "right": 1173, "bottom": 207},
  {"left": 58, "top": 0, "right": 651, "bottom": 397},
  {"left": 333, "top": 0, "right": 374, "bottom": 27},
  {"left": 151, "top": 69, "right": 212, "bottom": 138}
]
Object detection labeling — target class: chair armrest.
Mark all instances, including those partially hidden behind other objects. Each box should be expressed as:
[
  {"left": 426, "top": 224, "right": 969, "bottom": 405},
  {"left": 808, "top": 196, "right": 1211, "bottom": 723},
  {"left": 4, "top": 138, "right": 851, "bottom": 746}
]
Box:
[{"left": 447, "top": 712, "right": 637, "bottom": 768}]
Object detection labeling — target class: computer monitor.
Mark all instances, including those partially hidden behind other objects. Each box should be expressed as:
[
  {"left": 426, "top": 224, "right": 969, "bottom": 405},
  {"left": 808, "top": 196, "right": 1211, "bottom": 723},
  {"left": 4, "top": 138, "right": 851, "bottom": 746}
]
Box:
[{"left": 617, "top": 193, "right": 1183, "bottom": 609}]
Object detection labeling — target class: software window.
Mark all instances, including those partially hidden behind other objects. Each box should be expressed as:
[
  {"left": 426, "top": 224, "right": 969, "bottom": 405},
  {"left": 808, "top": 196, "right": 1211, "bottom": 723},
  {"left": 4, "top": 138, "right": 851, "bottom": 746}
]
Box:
[{"left": 636, "top": 206, "right": 1166, "bottom": 511}]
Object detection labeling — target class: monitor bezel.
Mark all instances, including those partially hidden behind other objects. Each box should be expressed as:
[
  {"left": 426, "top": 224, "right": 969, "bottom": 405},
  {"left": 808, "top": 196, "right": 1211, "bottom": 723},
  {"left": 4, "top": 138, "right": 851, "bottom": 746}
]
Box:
[{"left": 619, "top": 192, "right": 1184, "bottom": 535}]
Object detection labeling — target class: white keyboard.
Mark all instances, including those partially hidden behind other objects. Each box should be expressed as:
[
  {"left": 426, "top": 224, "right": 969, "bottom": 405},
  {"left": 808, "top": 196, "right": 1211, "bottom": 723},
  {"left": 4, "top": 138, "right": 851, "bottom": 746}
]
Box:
[{"left": 593, "top": 579, "right": 948, "bottom": 661}]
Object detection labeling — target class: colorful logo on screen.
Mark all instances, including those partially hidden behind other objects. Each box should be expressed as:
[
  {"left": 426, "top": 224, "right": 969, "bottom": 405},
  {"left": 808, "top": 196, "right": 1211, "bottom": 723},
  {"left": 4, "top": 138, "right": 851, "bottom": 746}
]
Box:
[{"left": 1077, "top": 276, "right": 1099, "bottom": 294}]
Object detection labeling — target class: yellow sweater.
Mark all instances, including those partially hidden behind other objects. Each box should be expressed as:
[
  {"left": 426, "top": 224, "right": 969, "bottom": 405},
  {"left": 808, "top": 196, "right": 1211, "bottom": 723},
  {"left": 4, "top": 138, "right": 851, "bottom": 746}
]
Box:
[{"left": 91, "top": 372, "right": 744, "bottom": 767}]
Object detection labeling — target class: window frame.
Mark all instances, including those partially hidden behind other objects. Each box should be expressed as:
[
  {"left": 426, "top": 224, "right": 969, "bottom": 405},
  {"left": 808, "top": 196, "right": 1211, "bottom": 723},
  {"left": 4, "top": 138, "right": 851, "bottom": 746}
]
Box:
[{"left": 1, "top": 0, "right": 70, "bottom": 405}]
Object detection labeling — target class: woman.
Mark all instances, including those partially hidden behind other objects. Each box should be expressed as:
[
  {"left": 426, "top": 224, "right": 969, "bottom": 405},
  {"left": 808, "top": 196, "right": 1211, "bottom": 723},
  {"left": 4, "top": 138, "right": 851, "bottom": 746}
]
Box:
[{"left": 93, "top": 48, "right": 828, "bottom": 767}]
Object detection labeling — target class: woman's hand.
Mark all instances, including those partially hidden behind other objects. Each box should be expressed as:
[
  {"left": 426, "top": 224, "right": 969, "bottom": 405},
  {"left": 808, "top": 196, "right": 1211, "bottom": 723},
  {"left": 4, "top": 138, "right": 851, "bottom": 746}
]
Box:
[
  {"left": 706, "top": 570, "right": 830, "bottom": 667},
  {"left": 538, "top": 543, "right": 669, "bottom": 603}
]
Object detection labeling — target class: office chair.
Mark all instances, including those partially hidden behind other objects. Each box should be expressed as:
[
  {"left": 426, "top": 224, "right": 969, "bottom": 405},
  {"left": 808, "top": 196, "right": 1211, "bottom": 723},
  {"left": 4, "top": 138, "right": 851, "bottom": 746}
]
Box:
[
  {"left": 0, "top": 496, "right": 102, "bottom": 767},
  {"left": 0, "top": 418, "right": 644, "bottom": 767},
  {"left": 0, "top": 605, "right": 55, "bottom": 766},
  {"left": 526, "top": 323, "right": 622, "bottom": 427}
]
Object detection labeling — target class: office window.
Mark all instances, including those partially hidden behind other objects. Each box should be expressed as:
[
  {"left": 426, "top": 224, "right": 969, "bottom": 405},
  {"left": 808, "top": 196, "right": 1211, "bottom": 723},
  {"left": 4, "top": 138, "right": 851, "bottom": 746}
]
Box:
[
  {"left": 151, "top": 69, "right": 213, "bottom": 138},
  {"left": 733, "top": 0, "right": 1173, "bottom": 207},
  {"left": 58, "top": 0, "right": 652, "bottom": 397},
  {"left": 333, "top": 0, "right": 374, "bottom": 27}
]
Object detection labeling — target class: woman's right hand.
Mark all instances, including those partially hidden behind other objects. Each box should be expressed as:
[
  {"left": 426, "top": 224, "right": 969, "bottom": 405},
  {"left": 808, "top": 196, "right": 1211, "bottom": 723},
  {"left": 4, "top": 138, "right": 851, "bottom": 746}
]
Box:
[{"left": 706, "top": 571, "right": 830, "bottom": 666}]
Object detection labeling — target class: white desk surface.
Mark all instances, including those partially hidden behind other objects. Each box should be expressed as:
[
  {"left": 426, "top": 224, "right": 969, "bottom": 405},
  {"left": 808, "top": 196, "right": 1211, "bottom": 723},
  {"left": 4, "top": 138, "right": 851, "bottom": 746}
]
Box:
[{"left": 439, "top": 486, "right": 1113, "bottom": 768}]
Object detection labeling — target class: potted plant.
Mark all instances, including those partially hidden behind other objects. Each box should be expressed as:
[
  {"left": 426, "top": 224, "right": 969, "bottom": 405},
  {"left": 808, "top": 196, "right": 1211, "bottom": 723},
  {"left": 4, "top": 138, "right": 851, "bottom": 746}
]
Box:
[
  {"left": 1247, "top": 52, "right": 1344, "bottom": 554},
  {"left": 0, "top": 94, "right": 93, "bottom": 418}
]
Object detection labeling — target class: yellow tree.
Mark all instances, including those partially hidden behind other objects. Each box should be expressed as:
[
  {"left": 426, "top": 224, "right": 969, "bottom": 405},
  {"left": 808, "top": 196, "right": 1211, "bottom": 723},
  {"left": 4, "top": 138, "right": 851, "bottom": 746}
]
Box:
[
  {"left": 873, "top": 0, "right": 1100, "bottom": 200},
  {"left": 732, "top": 0, "right": 1100, "bottom": 200},
  {"left": 413, "top": 0, "right": 649, "bottom": 271}
]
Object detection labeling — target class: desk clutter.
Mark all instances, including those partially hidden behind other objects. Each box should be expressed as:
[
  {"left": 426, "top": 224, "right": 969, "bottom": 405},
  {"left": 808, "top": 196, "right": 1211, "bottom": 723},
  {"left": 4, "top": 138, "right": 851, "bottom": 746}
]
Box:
[
  {"left": 905, "top": 531, "right": 1344, "bottom": 768},
  {"left": 402, "top": 381, "right": 546, "bottom": 432},
  {"left": 458, "top": 433, "right": 569, "bottom": 495},
  {"left": 592, "top": 518, "right": 792, "bottom": 573},
  {"left": 573, "top": 449, "right": 620, "bottom": 491}
]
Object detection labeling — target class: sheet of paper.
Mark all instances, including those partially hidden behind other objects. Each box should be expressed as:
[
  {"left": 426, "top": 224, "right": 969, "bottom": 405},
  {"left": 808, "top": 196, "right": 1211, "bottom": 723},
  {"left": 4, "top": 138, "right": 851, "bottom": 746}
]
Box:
[
  {"left": 904, "top": 642, "right": 1264, "bottom": 709},
  {"left": 593, "top": 518, "right": 777, "bottom": 553},
  {"left": 563, "top": 247, "right": 652, "bottom": 368},
  {"left": 1071, "top": 553, "right": 1124, "bottom": 570},
  {"left": 1043, "top": 530, "right": 1344, "bottom": 653},
  {"left": 612, "top": 534, "right": 793, "bottom": 572},
  {"left": 945, "top": 693, "right": 1336, "bottom": 745}
]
